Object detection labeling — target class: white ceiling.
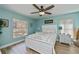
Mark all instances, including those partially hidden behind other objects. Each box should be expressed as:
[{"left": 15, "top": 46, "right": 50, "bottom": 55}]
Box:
[{"left": 0, "top": 4, "right": 79, "bottom": 19}]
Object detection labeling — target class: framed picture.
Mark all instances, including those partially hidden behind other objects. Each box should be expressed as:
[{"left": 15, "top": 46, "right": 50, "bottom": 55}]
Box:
[
  {"left": 44, "top": 20, "right": 53, "bottom": 24},
  {"left": 0, "top": 18, "right": 9, "bottom": 27}
]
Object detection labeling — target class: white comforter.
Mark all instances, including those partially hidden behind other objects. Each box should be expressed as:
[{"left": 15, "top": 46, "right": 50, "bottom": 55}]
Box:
[{"left": 26, "top": 32, "right": 57, "bottom": 45}]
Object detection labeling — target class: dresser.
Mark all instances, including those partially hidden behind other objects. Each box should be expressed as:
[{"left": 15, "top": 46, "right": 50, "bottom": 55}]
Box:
[{"left": 59, "top": 33, "right": 73, "bottom": 45}]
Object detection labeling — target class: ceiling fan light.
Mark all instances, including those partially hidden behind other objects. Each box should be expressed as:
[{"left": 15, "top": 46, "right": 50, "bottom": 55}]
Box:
[{"left": 39, "top": 12, "right": 45, "bottom": 15}]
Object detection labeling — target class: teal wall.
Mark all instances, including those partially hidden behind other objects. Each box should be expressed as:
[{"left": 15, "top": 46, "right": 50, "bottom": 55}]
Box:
[
  {"left": 0, "top": 8, "right": 37, "bottom": 47},
  {"left": 35, "top": 12, "right": 79, "bottom": 32},
  {"left": 0, "top": 7, "right": 79, "bottom": 47}
]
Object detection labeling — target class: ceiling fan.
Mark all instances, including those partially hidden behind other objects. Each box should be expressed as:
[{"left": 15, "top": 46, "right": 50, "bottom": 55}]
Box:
[{"left": 31, "top": 4, "right": 55, "bottom": 16}]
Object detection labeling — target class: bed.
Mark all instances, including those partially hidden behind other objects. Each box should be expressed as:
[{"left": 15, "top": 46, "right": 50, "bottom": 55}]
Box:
[{"left": 25, "top": 24, "right": 57, "bottom": 54}]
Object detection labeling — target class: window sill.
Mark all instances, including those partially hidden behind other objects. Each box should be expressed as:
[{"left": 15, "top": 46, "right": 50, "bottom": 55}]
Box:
[{"left": 13, "top": 34, "right": 27, "bottom": 39}]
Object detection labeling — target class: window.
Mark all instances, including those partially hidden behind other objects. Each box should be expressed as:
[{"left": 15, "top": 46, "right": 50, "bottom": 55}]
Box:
[
  {"left": 13, "top": 18, "right": 28, "bottom": 38},
  {"left": 59, "top": 19, "right": 74, "bottom": 38}
]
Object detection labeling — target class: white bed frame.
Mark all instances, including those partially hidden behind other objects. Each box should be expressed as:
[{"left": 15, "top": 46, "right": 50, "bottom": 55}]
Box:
[
  {"left": 26, "top": 38, "right": 56, "bottom": 54},
  {"left": 25, "top": 24, "right": 57, "bottom": 54}
]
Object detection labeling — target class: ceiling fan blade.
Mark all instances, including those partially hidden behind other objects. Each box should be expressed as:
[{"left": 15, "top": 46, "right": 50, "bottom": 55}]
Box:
[
  {"left": 33, "top": 4, "right": 40, "bottom": 10},
  {"left": 45, "top": 12, "right": 52, "bottom": 14},
  {"left": 44, "top": 5, "right": 54, "bottom": 11},
  {"left": 30, "top": 12, "right": 39, "bottom": 14}
]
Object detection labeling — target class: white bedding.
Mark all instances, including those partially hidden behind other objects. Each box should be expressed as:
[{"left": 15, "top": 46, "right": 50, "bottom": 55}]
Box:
[{"left": 26, "top": 32, "right": 57, "bottom": 44}]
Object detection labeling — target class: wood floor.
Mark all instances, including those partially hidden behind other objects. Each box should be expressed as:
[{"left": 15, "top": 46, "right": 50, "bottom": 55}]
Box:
[
  {"left": 1, "top": 42, "right": 79, "bottom": 54},
  {"left": 26, "top": 42, "right": 79, "bottom": 54},
  {"left": 55, "top": 42, "right": 79, "bottom": 54}
]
